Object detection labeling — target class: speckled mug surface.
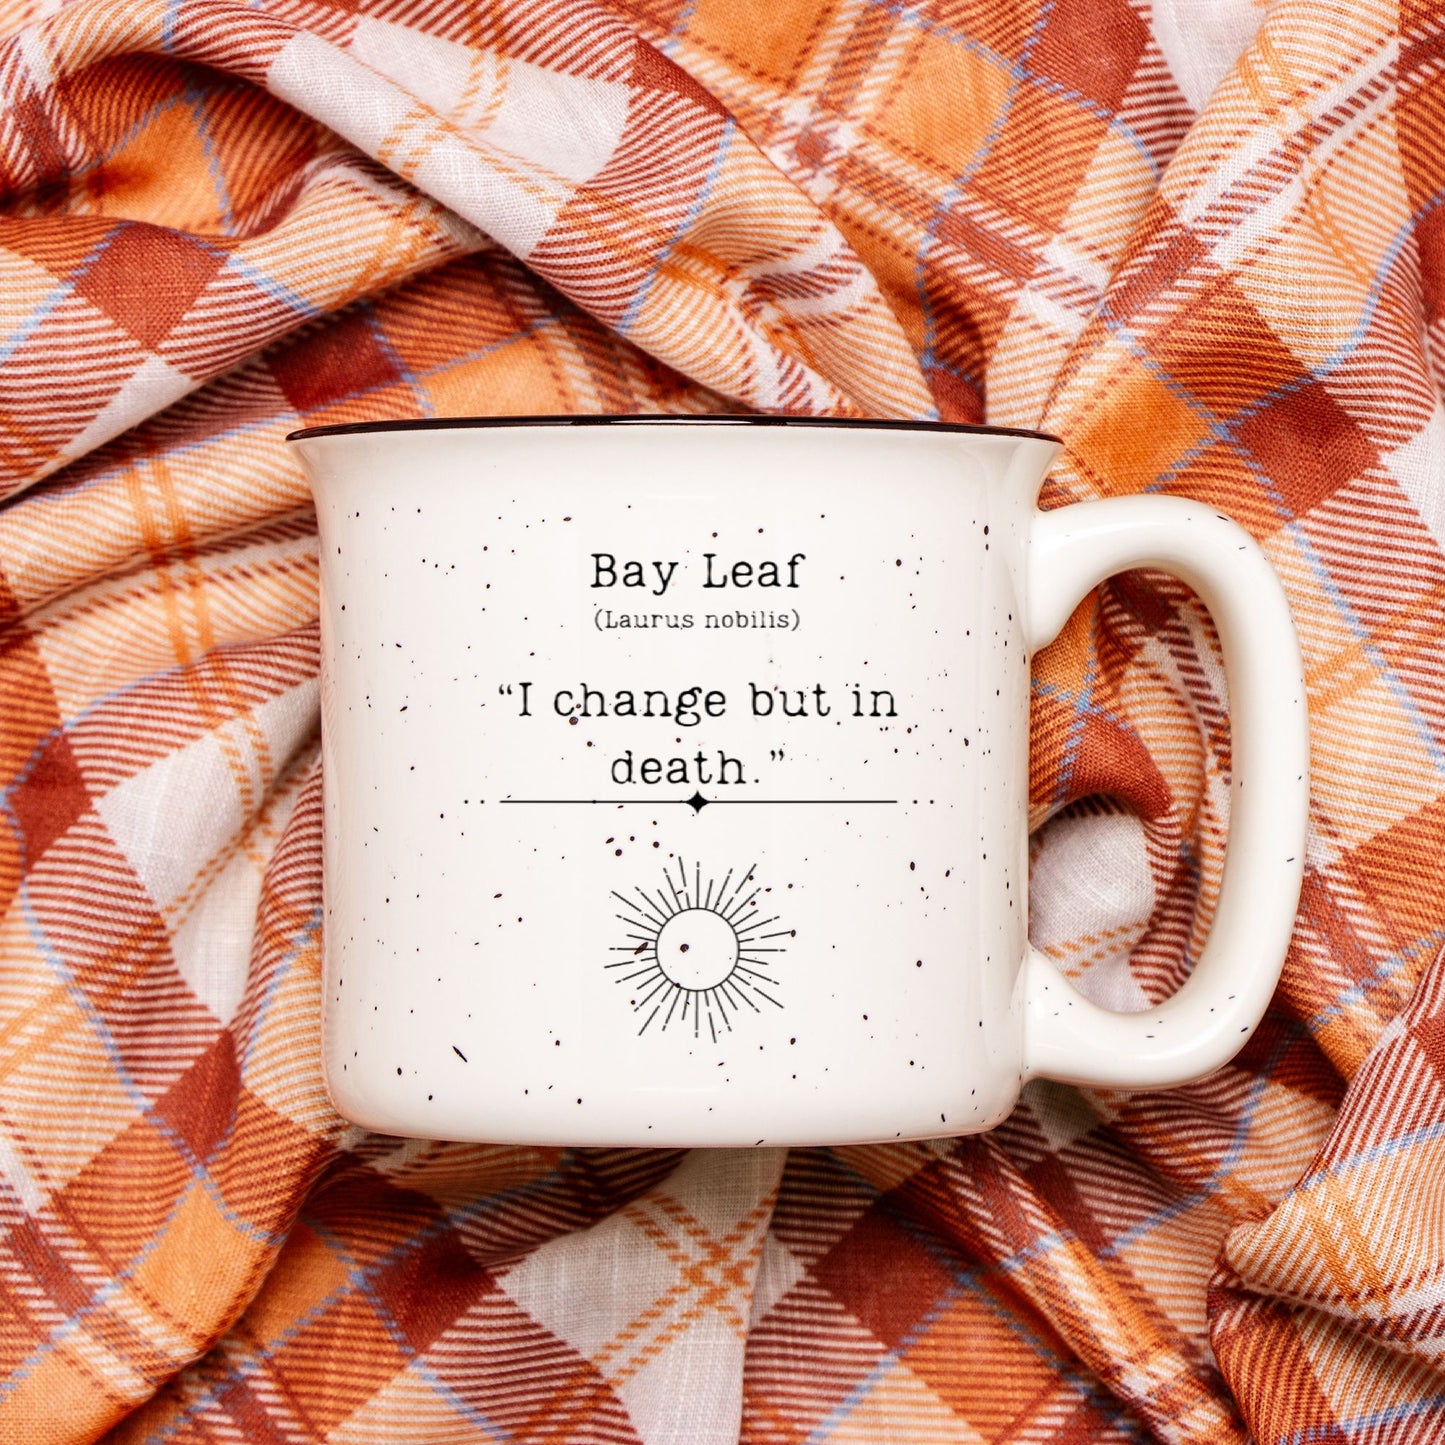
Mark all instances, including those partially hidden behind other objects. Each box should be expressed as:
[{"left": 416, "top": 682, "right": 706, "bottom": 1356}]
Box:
[{"left": 290, "top": 417, "right": 1308, "bottom": 1147}]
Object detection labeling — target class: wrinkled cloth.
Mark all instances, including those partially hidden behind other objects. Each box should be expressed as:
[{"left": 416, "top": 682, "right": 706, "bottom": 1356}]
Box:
[{"left": 2, "top": 0, "right": 1444, "bottom": 1440}]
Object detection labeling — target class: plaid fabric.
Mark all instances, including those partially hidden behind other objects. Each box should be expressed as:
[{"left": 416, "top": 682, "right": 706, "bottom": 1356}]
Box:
[{"left": 2, "top": 0, "right": 1444, "bottom": 1439}]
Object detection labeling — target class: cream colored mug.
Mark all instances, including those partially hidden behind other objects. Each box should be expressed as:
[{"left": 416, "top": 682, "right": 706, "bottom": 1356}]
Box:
[{"left": 291, "top": 416, "right": 1308, "bottom": 1147}]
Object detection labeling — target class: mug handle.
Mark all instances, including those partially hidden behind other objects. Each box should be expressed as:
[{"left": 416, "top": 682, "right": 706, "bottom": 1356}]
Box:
[{"left": 1022, "top": 497, "right": 1309, "bottom": 1088}]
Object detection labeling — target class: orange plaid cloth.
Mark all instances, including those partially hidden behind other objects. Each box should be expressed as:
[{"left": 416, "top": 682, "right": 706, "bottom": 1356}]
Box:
[{"left": 2, "top": 0, "right": 1443, "bottom": 1440}]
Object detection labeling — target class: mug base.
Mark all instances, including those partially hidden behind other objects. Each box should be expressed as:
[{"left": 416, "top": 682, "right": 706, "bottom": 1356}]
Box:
[{"left": 322, "top": 1068, "right": 1022, "bottom": 1148}]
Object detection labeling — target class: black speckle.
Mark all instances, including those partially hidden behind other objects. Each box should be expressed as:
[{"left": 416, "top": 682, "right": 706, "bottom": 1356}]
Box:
[{"left": 452, "top": 1045, "right": 468, "bottom": 1062}]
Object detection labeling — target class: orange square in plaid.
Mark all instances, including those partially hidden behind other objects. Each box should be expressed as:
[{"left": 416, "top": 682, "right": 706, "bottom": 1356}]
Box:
[
  {"left": 129, "top": 1181, "right": 277, "bottom": 1347},
  {"left": 244, "top": 1219, "right": 353, "bottom": 1349},
  {"left": 866, "top": 31, "right": 1012, "bottom": 182},
  {"left": 0, "top": 1330, "right": 121, "bottom": 1442},
  {"left": 684, "top": 0, "right": 842, "bottom": 90},
  {"left": 81, "top": 101, "right": 232, "bottom": 236},
  {"left": 1066, "top": 358, "right": 1213, "bottom": 494},
  {"left": 425, "top": 337, "right": 579, "bottom": 420}
]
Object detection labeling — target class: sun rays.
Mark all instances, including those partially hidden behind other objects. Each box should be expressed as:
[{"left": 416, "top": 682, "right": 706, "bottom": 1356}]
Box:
[{"left": 607, "top": 858, "right": 790, "bottom": 1041}]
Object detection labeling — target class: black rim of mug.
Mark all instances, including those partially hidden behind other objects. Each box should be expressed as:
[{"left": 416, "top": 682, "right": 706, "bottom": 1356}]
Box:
[{"left": 285, "top": 413, "right": 1063, "bottom": 444}]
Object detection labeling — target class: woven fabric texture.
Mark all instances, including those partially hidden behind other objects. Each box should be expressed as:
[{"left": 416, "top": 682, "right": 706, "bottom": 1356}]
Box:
[{"left": 2, "top": 0, "right": 1444, "bottom": 1439}]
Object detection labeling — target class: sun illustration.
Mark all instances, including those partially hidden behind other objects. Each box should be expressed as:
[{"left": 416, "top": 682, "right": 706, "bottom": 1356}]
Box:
[{"left": 608, "top": 859, "right": 789, "bottom": 1040}]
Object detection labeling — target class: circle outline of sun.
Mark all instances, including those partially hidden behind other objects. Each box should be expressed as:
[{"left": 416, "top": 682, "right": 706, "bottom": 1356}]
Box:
[{"left": 607, "top": 858, "right": 789, "bottom": 1041}]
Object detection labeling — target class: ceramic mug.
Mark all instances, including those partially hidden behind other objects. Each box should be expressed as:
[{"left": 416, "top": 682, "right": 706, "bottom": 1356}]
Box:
[{"left": 290, "top": 416, "right": 1308, "bottom": 1147}]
